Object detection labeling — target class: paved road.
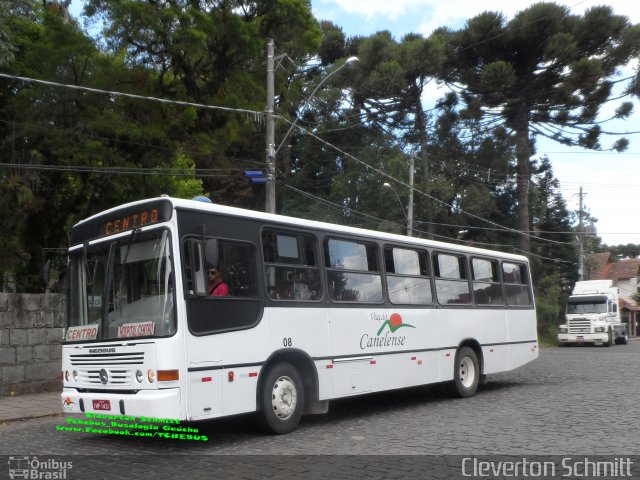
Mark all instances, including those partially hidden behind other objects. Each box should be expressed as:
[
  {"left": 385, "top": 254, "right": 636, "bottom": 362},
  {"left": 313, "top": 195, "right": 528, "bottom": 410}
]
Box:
[{"left": 1, "top": 342, "right": 639, "bottom": 478}]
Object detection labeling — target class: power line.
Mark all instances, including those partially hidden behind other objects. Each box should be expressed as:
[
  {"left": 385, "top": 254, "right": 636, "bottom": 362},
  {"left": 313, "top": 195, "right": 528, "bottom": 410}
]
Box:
[
  {"left": 0, "top": 72, "right": 266, "bottom": 120},
  {"left": 290, "top": 122, "right": 573, "bottom": 247},
  {"left": 3, "top": 153, "right": 588, "bottom": 245},
  {"left": 280, "top": 181, "right": 573, "bottom": 264},
  {"left": 0, "top": 118, "right": 264, "bottom": 167},
  {"left": 0, "top": 72, "right": 579, "bottom": 247},
  {"left": 0, "top": 162, "right": 244, "bottom": 177}
]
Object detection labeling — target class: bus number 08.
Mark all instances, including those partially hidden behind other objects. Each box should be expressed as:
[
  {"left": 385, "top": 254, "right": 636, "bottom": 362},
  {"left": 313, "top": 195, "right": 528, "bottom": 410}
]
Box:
[{"left": 283, "top": 337, "right": 293, "bottom": 347}]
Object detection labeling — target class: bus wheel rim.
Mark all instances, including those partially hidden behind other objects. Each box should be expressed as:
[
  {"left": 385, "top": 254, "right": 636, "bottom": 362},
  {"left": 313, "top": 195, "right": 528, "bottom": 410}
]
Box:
[
  {"left": 271, "top": 375, "right": 297, "bottom": 420},
  {"left": 459, "top": 357, "right": 475, "bottom": 388}
]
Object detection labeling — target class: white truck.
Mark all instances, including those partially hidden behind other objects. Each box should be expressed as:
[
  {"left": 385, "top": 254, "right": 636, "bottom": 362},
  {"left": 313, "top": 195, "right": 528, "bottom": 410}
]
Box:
[{"left": 558, "top": 280, "right": 629, "bottom": 346}]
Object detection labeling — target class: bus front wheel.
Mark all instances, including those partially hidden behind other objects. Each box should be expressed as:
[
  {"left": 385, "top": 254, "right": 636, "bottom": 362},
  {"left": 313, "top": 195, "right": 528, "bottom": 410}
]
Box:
[
  {"left": 259, "top": 362, "right": 304, "bottom": 434},
  {"left": 451, "top": 346, "right": 480, "bottom": 398}
]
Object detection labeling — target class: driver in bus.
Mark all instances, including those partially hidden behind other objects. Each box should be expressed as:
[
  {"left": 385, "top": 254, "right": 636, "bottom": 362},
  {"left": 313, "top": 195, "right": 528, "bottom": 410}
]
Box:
[{"left": 208, "top": 267, "right": 229, "bottom": 297}]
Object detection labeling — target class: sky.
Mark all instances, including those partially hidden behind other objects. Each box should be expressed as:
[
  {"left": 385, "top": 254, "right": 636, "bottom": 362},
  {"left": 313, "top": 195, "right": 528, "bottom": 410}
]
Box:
[{"left": 312, "top": 0, "right": 640, "bottom": 246}]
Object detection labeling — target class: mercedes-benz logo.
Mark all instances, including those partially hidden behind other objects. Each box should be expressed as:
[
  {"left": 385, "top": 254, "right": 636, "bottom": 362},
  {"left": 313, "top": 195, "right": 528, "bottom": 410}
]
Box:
[{"left": 99, "top": 368, "right": 109, "bottom": 385}]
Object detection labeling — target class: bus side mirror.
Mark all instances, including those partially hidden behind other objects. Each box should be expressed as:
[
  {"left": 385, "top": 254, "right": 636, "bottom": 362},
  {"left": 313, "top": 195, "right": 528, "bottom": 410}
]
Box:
[
  {"left": 204, "top": 239, "right": 218, "bottom": 270},
  {"left": 186, "top": 239, "right": 207, "bottom": 296}
]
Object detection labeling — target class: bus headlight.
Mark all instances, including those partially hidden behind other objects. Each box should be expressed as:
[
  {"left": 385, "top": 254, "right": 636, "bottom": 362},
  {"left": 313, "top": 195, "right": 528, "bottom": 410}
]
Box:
[
  {"left": 65, "top": 370, "right": 70, "bottom": 382},
  {"left": 147, "top": 369, "right": 156, "bottom": 383},
  {"left": 559, "top": 327, "right": 567, "bottom": 333},
  {"left": 136, "top": 370, "right": 144, "bottom": 383},
  {"left": 72, "top": 370, "right": 78, "bottom": 382},
  {"left": 595, "top": 326, "right": 605, "bottom": 333}
]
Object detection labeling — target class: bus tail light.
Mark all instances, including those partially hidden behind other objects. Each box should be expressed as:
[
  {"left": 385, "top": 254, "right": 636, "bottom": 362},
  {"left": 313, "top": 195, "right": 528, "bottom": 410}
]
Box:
[
  {"left": 157, "top": 370, "right": 180, "bottom": 382},
  {"left": 228, "top": 371, "right": 234, "bottom": 382}
]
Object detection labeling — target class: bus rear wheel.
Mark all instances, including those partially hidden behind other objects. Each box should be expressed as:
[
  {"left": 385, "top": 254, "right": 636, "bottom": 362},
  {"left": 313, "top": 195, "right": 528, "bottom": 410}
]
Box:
[
  {"left": 259, "top": 362, "right": 304, "bottom": 434},
  {"left": 451, "top": 346, "right": 480, "bottom": 398}
]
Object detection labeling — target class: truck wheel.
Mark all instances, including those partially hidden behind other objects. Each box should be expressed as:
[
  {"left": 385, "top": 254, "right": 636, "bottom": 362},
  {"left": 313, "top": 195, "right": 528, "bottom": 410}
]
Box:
[
  {"left": 450, "top": 346, "right": 480, "bottom": 398},
  {"left": 258, "top": 362, "right": 304, "bottom": 434},
  {"left": 603, "top": 329, "right": 613, "bottom": 347}
]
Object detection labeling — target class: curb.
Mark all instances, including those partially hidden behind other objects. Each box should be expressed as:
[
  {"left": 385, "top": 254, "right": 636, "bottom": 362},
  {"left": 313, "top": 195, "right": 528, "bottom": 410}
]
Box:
[{"left": 0, "top": 412, "right": 61, "bottom": 424}]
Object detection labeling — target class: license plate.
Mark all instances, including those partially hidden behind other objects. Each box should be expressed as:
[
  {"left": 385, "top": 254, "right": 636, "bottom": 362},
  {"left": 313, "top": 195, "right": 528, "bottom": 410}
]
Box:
[
  {"left": 576, "top": 337, "right": 584, "bottom": 343},
  {"left": 92, "top": 399, "right": 111, "bottom": 411}
]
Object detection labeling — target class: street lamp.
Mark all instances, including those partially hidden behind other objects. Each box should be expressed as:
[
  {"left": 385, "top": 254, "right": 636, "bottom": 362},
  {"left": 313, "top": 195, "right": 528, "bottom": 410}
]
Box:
[
  {"left": 383, "top": 182, "right": 412, "bottom": 236},
  {"left": 275, "top": 56, "right": 359, "bottom": 157},
  {"left": 265, "top": 54, "right": 359, "bottom": 214}
]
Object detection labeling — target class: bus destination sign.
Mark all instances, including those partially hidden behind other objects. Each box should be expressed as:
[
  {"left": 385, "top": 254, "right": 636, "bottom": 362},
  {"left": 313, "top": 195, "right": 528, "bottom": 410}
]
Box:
[
  {"left": 70, "top": 199, "right": 173, "bottom": 245},
  {"left": 100, "top": 208, "right": 159, "bottom": 237},
  {"left": 65, "top": 325, "right": 98, "bottom": 342}
]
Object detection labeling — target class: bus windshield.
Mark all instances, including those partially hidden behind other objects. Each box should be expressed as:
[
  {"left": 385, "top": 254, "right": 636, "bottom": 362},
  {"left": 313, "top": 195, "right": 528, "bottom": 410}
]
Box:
[
  {"left": 566, "top": 299, "right": 607, "bottom": 314},
  {"left": 67, "top": 228, "right": 176, "bottom": 341}
]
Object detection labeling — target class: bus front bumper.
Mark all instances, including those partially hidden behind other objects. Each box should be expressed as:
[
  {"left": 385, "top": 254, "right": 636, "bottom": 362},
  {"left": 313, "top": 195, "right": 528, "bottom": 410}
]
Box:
[
  {"left": 557, "top": 332, "right": 608, "bottom": 344},
  {"left": 61, "top": 387, "right": 182, "bottom": 420}
]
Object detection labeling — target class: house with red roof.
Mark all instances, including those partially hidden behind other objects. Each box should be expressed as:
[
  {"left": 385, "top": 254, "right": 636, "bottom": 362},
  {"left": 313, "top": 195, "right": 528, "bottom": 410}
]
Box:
[{"left": 585, "top": 253, "right": 640, "bottom": 337}]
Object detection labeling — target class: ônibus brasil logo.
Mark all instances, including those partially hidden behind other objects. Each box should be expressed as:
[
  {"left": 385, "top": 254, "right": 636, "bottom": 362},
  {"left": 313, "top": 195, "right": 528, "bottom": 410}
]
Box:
[{"left": 360, "top": 312, "right": 415, "bottom": 350}]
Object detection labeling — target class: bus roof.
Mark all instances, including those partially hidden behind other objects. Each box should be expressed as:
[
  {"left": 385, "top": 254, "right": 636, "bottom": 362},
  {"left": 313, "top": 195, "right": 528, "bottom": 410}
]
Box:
[{"left": 74, "top": 196, "right": 530, "bottom": 263}]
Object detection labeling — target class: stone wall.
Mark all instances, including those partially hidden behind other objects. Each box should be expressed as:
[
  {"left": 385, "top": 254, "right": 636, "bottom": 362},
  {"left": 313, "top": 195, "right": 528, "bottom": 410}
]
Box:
[{"left": 0, "top": 293, "right": 65, "bottom": 395}]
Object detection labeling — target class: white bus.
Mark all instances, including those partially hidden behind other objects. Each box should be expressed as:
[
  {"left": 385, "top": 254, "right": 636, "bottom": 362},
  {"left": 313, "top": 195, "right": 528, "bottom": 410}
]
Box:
[{"left": 61, "top": 196, "right": 538, "bottom": 433}]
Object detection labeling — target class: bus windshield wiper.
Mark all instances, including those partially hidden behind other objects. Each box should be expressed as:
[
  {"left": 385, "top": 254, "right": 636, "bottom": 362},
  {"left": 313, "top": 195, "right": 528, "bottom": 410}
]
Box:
[
  {"left": 121, "top": 228, "right": 140, "bottom": 266},
  {"left": 115, "top": 228, "right": 140, "bottom": 311}
]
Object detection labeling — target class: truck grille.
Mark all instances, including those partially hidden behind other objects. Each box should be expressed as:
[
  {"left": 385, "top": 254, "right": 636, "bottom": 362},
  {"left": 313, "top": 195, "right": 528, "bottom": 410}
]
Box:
[{"left": 568, "top": 318, "right": 591, "bottom": 334}]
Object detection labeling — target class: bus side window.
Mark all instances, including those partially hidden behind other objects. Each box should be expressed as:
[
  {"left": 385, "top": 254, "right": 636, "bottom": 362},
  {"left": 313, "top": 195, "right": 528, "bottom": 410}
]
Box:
[
  {"left": 502, "top": 262, "right": 531, "bottom": 306},
  {"left": 324, "top": 238, "right": 383, "bottom": 303},
  {"left": 385, "top": 246, "right": 432, "bottom": 304},
  {"left": 221, "top": 242, "right": 257, "bottom": 297},
  {"left": 263, "top": 230, "right": 321, "bottom": 301},
  {"left": 433, "top": 253, "right": 471, "bottom": 305},
  {"left": 471, "top": 258, "right": 503, "bottom": 306}
]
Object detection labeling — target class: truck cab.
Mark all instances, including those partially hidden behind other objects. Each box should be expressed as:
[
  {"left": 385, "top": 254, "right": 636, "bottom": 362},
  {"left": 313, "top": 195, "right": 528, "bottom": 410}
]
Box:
[{"left": 558, "top": 280, "right": 629, "bottom": 346}]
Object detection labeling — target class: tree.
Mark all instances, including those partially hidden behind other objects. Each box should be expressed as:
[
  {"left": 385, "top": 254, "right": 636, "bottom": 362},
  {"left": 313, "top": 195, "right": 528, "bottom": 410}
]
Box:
[
  {"left": 0, "top": 1, "right": 42, "bottom": 65},
  {"left": 0, "top": 4, "right": 206, "bottom": 290},
  {"left": 440, "top": 3, "right": 640, "bottom": 253},
  {"left": 84, "top": 0, "right": 321, "bottom": 210},
  {"left": 602, "top": 243, "right": 640, "bottom": 259},
  {"left": 334, "top": 31, "right": 446, "bottom": 237},
  {"left": 529, "top": 157, "right": 576, "bottom": 273}
]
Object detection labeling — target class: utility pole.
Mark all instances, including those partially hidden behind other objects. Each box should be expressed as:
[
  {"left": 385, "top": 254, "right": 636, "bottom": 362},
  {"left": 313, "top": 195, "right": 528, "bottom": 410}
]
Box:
[
  {"left": 577, "top": 186, "right": 585, "bottom": 281},
  {"left": 407, "top": 156, "right": 414, "bottom": 236},
  {"left": 265, "top": 39, "right": 276, "bottom": 214}
]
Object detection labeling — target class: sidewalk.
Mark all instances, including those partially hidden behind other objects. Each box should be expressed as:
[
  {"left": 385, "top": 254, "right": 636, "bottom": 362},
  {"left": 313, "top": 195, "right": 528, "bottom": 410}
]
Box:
[{"left": 0, "top": 391, "right": 61, "bottom": 423}]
